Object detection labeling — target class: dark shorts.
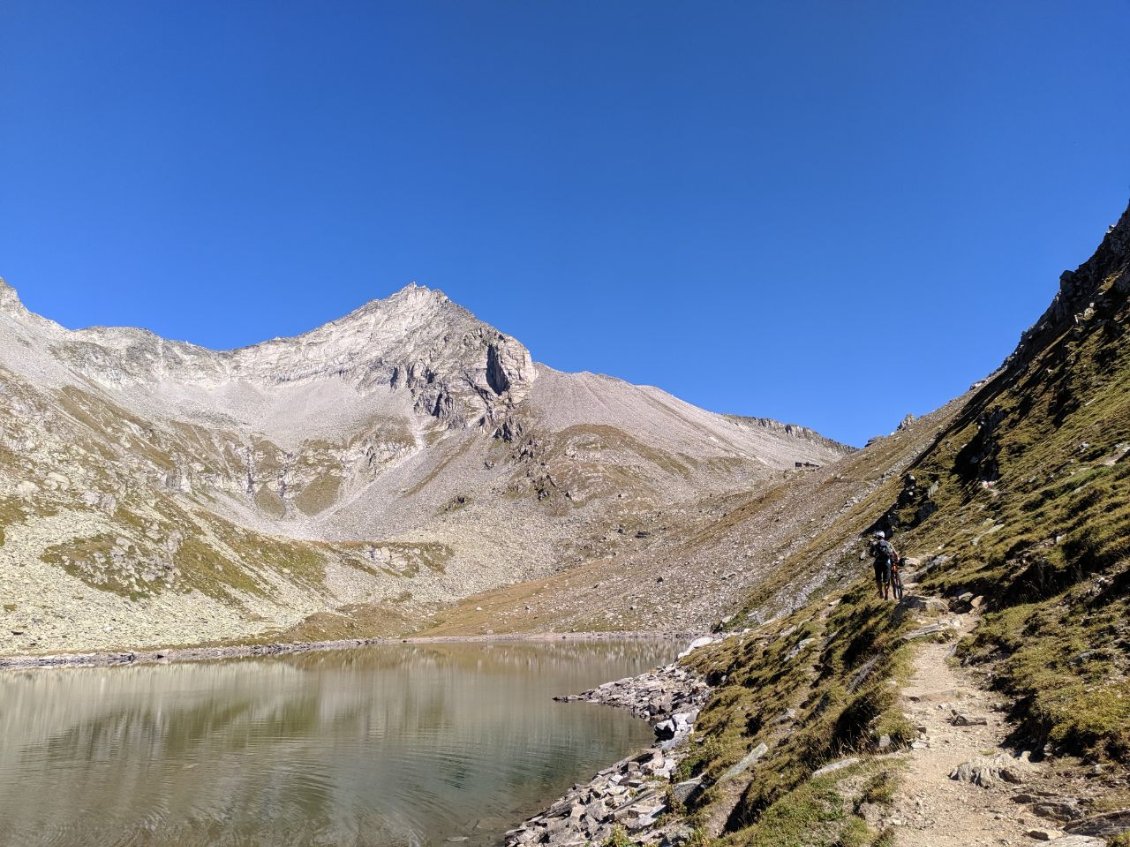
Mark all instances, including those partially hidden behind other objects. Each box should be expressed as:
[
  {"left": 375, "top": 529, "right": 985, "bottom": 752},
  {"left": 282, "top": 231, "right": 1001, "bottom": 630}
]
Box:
[{"left": 873, "top": 559, "right": 891, "bottom": 584}]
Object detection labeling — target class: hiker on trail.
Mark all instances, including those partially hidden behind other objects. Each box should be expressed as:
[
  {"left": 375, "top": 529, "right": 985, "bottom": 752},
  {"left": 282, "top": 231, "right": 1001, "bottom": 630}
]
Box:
[{"left": 870, "top": 531, "right": 899, "bottom": 600}]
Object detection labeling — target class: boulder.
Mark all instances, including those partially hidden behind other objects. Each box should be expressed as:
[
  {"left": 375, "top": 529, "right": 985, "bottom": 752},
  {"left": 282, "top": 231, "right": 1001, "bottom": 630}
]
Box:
[
  {"left": 671, "top": 711, "right": 697, "bottom": 731},
  {"left": 658, "top": 823, "right": 697, "bottom": 847},
  {"left": 671, "top": 779, "right": 702, "bottom": 805},
  {"left": 1064, "top": 809, "right": 1130, "bottom": 838},
  {"left": 677, "top": 636, "right": 716, "bottom": 659},
  {"left": 901, "top": 623, "right": 957, "bottom": 642},
  {"left": 721, "top": 742, "right": 769, "bottom": 781},
  {"left": 950, "top": 755, "right": 1028, "bottom": 788},
  {"left": 949, "top": 592, "right": 977, "bottom": 613},
  {"left": 917, "top": 555, "right": 952, "bottom": 577},
  {"left": 899, "top": 596, "right": 950, "bottom": 615},
  {"left": 1032, "top": 801, "right": 1084, "bottom": 823},
  {"left": 812, "top": 757, "right": 860, "bottom": 777},
  {"left": 950, "top": 711, "right": 989, "bottom": 727}
]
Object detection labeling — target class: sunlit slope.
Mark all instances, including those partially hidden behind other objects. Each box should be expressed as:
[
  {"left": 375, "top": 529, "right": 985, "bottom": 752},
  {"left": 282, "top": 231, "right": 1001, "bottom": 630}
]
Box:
[
  {"left": 701, "top": 199, "right": 1130, "bottom": 773},
  {"left": 0, "top": 280, "right": 846, "bottom": 654},
  {"left": 878, "top": 201, "right": 1130, "bottom": 762},
  {"left": 421, "top": 397, "right": 964, "bottom": 636}
]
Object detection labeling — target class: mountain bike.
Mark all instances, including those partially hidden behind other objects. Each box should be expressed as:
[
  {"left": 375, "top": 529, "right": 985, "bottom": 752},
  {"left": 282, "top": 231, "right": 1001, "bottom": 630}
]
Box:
[{"left": 890, "top": 562, "right": 904, "bottom": 601}]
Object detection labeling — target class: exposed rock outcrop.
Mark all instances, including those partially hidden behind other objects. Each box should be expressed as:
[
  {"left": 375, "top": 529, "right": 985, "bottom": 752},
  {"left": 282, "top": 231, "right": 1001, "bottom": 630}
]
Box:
[
  {"left": 1010, "top": 202, "right": 1130, "bottom": 370},
  {"left": 46, "top": 283, "right": 537, "bottom": 431}
]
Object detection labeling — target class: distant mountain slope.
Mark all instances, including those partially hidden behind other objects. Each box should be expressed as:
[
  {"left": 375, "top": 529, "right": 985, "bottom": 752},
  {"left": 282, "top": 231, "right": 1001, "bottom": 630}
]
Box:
[{"left": 0, "top": 279, "right": 847, "bottom": 654}]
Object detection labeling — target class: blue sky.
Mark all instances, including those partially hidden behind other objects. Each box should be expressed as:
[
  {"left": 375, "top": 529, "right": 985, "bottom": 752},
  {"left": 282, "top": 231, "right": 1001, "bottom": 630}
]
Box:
[{"left": 2, "top": 1, "right": 1128, "bottom": 446}]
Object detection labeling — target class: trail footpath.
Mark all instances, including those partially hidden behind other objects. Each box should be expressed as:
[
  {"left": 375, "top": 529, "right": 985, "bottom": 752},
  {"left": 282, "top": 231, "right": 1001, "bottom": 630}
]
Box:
[{"left": 892, "top": 580, "right": 1106, "bottom": 847}]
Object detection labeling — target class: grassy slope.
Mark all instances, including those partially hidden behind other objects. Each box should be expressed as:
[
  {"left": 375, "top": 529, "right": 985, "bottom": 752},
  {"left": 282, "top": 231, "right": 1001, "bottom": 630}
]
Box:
[
  {"left": 679, "top": 582, "right": 917, "bottom": 846},
  {"left": 661, "top": 203, "right": 1130, "bottom": 845},
  {"left": 891, "top": 207, "right": 1130, "bottom": 764}
]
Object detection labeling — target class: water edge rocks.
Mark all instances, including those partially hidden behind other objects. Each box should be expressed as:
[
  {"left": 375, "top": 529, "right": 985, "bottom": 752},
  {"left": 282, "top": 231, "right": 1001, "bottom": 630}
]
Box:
[{"left": 510, "top": 660, "right": 712, "bottom": 847}]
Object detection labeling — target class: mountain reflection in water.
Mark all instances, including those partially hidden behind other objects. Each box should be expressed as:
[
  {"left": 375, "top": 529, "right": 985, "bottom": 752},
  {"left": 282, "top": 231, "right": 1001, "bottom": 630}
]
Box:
[{"left": 0, "top": 640, "right": 674, "bottom": 847}]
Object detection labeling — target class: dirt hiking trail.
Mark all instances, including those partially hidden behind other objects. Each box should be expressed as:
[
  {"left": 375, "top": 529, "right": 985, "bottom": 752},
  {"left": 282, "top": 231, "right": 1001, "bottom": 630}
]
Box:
[{"left": 891, "top": 584, "right": 1106, "bottom": 847}]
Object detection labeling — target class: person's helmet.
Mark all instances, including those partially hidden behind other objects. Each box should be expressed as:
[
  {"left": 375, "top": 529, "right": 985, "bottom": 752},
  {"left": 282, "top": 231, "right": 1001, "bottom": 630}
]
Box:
[{"left": 873, "top": 531, "right": 885, "bottom": 539}]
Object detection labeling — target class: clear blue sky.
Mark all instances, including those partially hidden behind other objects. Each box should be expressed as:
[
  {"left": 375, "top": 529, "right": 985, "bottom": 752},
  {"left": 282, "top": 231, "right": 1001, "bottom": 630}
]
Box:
[{"left": 2, "top": 2, "right": 1128, "bottom": 446}]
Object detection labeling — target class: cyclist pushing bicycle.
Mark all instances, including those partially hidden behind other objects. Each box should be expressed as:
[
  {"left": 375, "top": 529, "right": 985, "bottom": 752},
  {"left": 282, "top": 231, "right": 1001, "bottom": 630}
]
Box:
[{"left": 869, "top": 531, "right": 902, "bottom": 601}]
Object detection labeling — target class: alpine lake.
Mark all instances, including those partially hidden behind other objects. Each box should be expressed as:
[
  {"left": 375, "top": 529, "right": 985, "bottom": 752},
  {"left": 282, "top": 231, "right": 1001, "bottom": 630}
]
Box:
[{"left": 0, "top": 639, "right": 675, "bottom": 847}]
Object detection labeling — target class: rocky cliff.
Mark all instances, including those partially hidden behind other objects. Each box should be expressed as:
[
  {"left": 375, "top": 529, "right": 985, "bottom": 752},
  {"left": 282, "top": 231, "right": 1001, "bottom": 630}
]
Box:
[{"left": 1, "top": 281, "right": 535, "bottom": 437}]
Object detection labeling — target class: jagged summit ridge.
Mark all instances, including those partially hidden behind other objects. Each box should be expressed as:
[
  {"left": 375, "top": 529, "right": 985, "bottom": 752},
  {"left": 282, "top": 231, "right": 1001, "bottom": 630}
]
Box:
[
  {"left": 0, "top": 279, "right": 536, "bottom": 431},
  {"left": 0, "top": 277, "right": 20, "bottom": 312}
]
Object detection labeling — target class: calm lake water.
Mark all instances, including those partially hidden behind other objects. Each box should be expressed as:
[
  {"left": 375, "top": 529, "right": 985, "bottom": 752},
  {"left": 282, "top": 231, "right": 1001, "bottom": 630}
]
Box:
[{"left": 0, "top": 640, "right": 674, "bottom": 847}]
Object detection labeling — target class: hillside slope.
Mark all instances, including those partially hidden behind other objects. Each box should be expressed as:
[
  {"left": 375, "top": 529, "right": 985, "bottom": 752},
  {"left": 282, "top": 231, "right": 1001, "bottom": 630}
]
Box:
[
  {"left": 886, "top": 201, "right": 1130, "bottom": 764},
  {"left": 596, "top": 201, "right": 1130, "bottom": 847}
]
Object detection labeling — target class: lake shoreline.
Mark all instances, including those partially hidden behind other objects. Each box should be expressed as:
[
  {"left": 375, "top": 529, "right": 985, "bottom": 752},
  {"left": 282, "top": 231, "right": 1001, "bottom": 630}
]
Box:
[
  {"left": 504, "top": 653, "right": 714, "bottom": 847},
  {"left": 0, "top": 629, "right": 693, "bottom": 672}
]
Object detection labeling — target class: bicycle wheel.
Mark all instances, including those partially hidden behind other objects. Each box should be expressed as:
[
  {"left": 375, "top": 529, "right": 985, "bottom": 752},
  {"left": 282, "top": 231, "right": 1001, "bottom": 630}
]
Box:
[{"left": 891, "top": 569, "right": 904, "bottom": 600}]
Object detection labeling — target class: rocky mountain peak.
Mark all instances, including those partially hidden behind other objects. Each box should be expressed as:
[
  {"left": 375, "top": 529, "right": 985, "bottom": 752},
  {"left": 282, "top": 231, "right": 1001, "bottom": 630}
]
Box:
[
  {"left": 330, "top": 281, "right": 451, "bottom": 327},
  {"left": 0, "top": 275, "right": 536, "bottom": 434},
  {"left": 1009, "top": 199, "right": 1130, "bottom": 369},
  {"left": 224, "top": 280, "right": 538, "bottom": 428},
  {"left": 1052, "top": 201, "right": 1129, "bottom": 312},
  {"left": 386, "top": 280, "right": 448, "bottom": 304},
  {"left": 0, "top": 277, "right": 27, "bottom": 314}
]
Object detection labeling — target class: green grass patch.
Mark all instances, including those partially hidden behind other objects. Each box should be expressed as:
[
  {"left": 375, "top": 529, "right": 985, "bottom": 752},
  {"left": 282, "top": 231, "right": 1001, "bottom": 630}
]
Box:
[
  {"left": 41, "top": 533, "right": 145, "bottom": 599},
  {"left": 332, "top": 541, "right": 452, "bottom": 578},
  {"left": 718, "top": 762, "right": 898, "bottom": 847},
  {"left": 293, "top": 472, "right": 344, "bottom": 516},
  {"left": 726, "top": 776, "right": 871, "bottom": 847}
]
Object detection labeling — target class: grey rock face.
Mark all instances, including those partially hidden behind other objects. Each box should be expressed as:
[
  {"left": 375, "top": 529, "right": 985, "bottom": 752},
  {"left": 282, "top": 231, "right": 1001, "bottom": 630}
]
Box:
[
  {"left": 1065, "top": 809, "right": 1130, "bottom": 838},
  {"left": 57, "top": 284, "right": 536, "bottom": 431},
  {"left": 1011, "top": 201, "right": 1130, "bottom": 369},
  {"left": 949, "top": 754, "right": 1030, "bottom": 789},
  {"left": 0, "top": 278, "right": 22, "bottom": 313},
  {"left": 720, "top": 742, "right": 769, "bottom": 781}
]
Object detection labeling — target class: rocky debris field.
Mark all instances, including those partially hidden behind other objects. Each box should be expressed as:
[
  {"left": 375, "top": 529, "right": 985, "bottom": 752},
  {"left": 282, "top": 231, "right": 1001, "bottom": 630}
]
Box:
[
  {"left": 509, "top": 655, "right": 714, "bottom": 847},
  {"left": 505, "top": 748, "right": 684, "bottom": 847},
  {"left": 554, "top": 660, "right": 711, "bottom": 723}
]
